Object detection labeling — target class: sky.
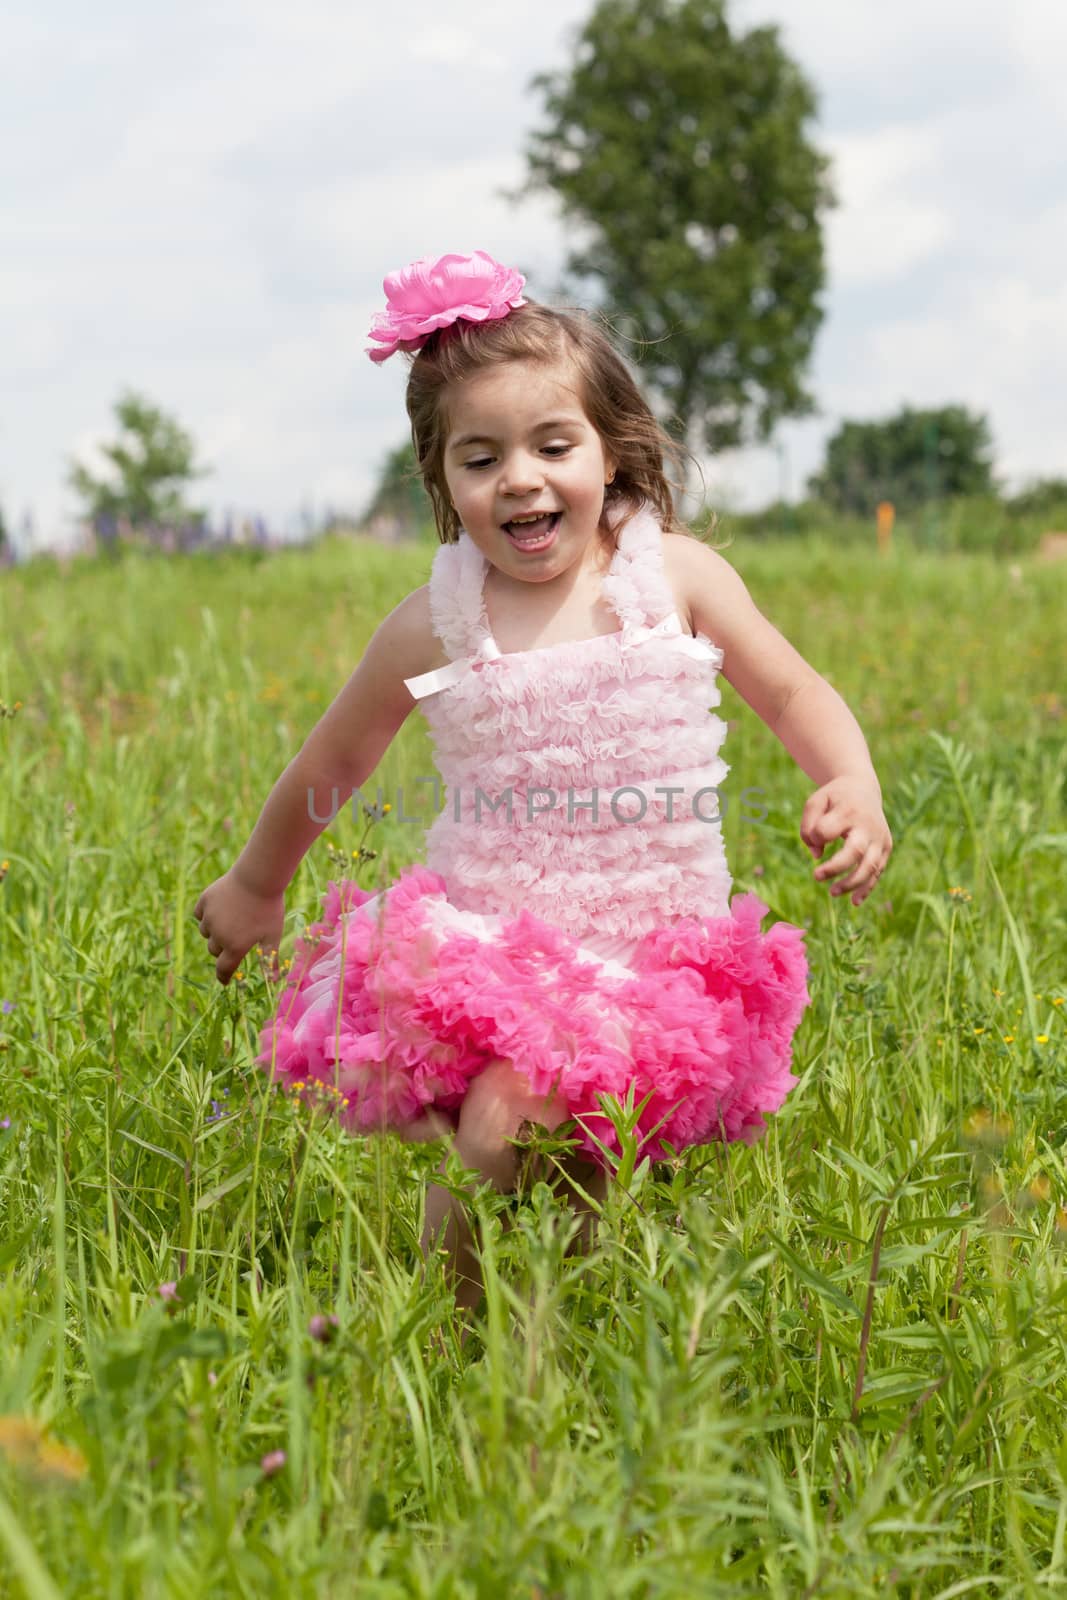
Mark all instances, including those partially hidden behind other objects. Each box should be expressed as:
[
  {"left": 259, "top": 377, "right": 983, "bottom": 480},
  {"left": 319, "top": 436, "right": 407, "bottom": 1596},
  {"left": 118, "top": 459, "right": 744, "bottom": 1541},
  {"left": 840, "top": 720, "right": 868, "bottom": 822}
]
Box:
[{"left": 4, "top": 0, "right": 1066, "bottom": 554}]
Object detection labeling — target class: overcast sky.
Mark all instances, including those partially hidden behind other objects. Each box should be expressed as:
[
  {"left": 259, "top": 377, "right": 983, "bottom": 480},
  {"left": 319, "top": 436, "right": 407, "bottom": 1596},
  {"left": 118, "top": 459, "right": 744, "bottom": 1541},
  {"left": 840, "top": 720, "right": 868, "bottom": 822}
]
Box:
[{"left": 4, "top": 0, "right": 1065, "bottom": 552}]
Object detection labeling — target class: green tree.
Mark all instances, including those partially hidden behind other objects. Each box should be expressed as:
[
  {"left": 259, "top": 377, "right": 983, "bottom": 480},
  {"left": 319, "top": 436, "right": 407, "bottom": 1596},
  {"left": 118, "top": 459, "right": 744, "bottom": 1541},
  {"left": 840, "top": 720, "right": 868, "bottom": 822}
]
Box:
[
  {"left": 1006, "top": 476, "right": 1067, "bottom": 519},
  {"left": 68, "top": 390, "right": 209, "bottom": 529},
  {"left": 361, "top": 440, "right": 431, "bottom": 533},
  {"left": 807, "top": 405, "right": 996, "bottom": 517},
  {"left": 510, "top": 0, "right": 836, "bottom": 482}
]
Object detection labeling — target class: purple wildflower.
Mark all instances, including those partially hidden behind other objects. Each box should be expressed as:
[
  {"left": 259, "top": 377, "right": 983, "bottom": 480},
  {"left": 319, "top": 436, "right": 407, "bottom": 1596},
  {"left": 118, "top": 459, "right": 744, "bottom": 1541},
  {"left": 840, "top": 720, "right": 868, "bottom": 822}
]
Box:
[
  {"left": 207, "top": 1088, "right": 231, "bottom": 1123},
  {"left": 0, "top": 1118, "right": 10, "bottom": 1131},
  {"left": 158, "top": 1281, "right": 179, "bottom": 1304},
  {"left": 308, "top": 1313, "right": 339, "bottom": 1345},
  {"left": 0, "top": 1001, "right": 13, "bottom": 1015},
  {"left": 260, "top": 1449, "right": 287, "bottom": 1478}
]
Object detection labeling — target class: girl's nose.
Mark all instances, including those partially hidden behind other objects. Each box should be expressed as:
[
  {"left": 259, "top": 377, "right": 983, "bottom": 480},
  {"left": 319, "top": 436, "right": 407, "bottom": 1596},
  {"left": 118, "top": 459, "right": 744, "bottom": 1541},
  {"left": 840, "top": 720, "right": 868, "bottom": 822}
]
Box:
[{"left": 499, "top": 455, "right": 545, "bottom": 494}]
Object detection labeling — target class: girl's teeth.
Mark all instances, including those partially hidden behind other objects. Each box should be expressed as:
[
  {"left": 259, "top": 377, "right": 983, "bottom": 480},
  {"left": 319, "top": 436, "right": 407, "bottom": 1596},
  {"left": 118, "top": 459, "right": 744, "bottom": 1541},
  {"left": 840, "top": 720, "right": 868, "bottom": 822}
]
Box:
[{"left": 509, "top": 514, "right": 555, "bottom": 538}]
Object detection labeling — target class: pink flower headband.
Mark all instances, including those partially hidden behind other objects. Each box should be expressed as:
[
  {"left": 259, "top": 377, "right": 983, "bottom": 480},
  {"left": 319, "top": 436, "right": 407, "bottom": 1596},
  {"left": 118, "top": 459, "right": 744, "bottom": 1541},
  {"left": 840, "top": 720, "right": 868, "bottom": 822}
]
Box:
[{"left": 365, "top": 250, "right": 527, "bottom": 365}]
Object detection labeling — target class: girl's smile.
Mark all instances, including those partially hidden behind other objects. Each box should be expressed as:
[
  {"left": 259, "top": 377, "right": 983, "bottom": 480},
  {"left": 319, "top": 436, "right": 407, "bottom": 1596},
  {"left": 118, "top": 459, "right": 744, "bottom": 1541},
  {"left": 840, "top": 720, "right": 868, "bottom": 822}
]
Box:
[{"left": 502, "top": 510, "right": 561, "bottom": 553}]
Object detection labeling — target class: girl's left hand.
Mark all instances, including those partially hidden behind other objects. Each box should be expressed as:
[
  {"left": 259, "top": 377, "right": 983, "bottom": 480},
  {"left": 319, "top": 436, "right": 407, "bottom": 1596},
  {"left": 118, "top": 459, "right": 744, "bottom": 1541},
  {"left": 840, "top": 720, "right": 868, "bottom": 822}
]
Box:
[{"left": 801, "top": 776, "right": 893, "bottom": 906}]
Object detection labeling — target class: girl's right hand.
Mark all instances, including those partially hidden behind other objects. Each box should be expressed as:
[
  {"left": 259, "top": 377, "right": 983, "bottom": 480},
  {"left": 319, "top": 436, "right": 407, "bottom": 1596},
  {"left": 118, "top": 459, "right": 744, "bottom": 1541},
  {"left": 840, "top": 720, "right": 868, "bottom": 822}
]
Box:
[{"left": 193, "top": 869, "right": 285, "bottom": 987}]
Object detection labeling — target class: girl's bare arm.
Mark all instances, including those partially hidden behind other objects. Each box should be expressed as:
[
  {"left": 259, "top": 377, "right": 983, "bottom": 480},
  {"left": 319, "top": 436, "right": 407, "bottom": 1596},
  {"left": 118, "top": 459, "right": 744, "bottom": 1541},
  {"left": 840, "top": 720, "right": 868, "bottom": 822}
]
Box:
[
  {"left": 193, "top": 586, "right": 436, "bottom": 983},
  {"left": 672, "top": 536, "right": 892, "bottom": 905}
]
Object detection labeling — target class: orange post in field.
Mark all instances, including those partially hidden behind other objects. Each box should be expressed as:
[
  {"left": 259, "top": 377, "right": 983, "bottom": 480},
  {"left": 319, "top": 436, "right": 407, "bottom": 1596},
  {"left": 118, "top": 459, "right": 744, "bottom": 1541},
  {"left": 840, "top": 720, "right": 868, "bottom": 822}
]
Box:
[{"left": 876, "top": 501, "right": 895, "bottom": 553}]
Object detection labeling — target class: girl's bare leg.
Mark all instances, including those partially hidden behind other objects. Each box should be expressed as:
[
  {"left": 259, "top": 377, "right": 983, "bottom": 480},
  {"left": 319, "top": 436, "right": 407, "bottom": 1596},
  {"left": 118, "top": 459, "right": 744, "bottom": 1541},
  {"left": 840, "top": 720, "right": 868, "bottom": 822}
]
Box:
[{"left": 418, "top": 1064, "right": 609, "bottom": 1345}]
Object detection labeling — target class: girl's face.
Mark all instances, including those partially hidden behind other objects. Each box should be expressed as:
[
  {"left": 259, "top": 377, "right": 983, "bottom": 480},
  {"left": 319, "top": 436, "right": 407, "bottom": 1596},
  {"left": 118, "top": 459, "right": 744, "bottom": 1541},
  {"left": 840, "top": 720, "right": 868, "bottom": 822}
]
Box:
[{"left": 441, "top": 360, "right": 617, "bottom": 584}]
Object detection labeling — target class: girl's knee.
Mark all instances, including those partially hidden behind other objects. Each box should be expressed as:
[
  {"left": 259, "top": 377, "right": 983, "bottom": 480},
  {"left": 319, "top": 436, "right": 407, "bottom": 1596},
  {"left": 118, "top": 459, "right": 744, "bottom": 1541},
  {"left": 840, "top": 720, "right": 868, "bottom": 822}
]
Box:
[{"left": 459, "top": 1057, "right": 568, "bottom": 1146}]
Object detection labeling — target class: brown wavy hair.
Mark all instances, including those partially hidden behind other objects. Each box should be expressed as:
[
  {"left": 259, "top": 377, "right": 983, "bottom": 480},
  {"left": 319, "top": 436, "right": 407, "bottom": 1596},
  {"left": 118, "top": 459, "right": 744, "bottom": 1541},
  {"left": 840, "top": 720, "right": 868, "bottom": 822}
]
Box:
[{"left": 401, "top": 300, "right": 701, "bottom": 547}]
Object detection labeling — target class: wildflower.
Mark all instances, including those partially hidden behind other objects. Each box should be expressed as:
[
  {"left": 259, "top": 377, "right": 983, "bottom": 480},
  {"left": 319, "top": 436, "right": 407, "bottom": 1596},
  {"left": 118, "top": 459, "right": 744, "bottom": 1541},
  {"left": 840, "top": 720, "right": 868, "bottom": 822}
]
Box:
[
  {"left": 1054, "top": 998, "right": 1065, "bottom": 1008},
  {"left": 1036, "top": 1035, "right": 1049, "bottom": 1045},
  {"left": 0, "top": 1415, "right": 88, "bottom": 1482},
  {"left": 308, "top": 1313, "right": 339, "bottom": 1345},
  {"left": 158, "top": 1281, "right": 179, "bottom": 1305},
  {"left": 1003, "top": 1034, "right": 1014, "bottom": 1044},
  {"left": 260, "top": 1449, "right": 287, "bottom": 1478},
  {"left": 973, "top": 1028, "right": 985, "bottom": 1036},
  {"left": 1, "top": 1000, "right": 13, "bottom": 1014},
  {"left": 947, "top": 886, "right": 972, "bottom": 902},
  {"left": 35, "top": 1437, "right": 88, "bottom": 1482},
  {"left": 963, "top": 1108, "right": 1013, "bottom": 1146},
  {"left": 0, "top": 1118, "right": 10, "bottom": 1130},
  {"left": 383, "top": 803, "right": 392, "bottom": 813},
  {"left": 207, "top": 1371, "right": 218, "bottom": 1387},
  {"left": 993, "top": 989, "right": 1003, "bottom": 998}
]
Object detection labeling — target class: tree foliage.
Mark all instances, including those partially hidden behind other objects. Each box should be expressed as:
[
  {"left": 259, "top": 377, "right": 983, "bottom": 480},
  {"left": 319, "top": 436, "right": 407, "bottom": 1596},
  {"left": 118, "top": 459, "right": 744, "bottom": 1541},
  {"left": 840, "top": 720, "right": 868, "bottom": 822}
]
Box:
[
  {"left": 68, "top": 390, "right": 209, "bottom": 529},
  {"left": 512, "top": 0, "right": 836, "bottom": 470},
  {"left": 807, "top": 405, "right": 997, "bottom": 517},
  {"left": 1005, "top": 476, "right": 1067, "bottom": 519},
  {"left": 361, "top": 441, "right": 430, "bottom": 531}
]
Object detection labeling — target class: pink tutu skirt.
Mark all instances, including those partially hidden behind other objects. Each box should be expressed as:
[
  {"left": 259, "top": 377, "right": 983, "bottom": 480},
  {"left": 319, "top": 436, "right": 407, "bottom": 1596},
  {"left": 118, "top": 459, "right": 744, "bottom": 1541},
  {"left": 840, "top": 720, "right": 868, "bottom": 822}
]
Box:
[{"left": 255, "top": 864, "right": 810, "bottom": 1166}]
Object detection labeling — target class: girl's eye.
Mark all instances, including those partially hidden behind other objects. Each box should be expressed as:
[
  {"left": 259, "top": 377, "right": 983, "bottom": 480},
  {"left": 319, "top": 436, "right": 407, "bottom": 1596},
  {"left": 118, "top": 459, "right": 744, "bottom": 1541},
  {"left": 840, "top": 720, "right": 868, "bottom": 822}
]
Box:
[{"left": 463, "top": 446, "right": 572, "bottom": 472}]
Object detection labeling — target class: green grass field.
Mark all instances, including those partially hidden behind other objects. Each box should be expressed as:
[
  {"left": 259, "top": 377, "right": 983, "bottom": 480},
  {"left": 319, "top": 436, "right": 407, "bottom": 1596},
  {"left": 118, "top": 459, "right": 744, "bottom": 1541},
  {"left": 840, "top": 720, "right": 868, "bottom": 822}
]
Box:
[{"left": 0, "top": 531, "right": 1064, "bottom": 1597}]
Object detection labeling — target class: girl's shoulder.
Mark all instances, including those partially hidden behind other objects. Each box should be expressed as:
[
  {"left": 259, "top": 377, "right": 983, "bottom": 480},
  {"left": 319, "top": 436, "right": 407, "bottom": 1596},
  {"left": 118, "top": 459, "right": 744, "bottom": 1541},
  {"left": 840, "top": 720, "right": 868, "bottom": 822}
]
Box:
[
  {"left": 660, "top": 529, "right": 723, "bottom": 638},
  {"left": 393, "top": 582, "right": 453, "bottom": 681},
  {"left": 661, "top": 530, "right": 744, "bottom": 631}
]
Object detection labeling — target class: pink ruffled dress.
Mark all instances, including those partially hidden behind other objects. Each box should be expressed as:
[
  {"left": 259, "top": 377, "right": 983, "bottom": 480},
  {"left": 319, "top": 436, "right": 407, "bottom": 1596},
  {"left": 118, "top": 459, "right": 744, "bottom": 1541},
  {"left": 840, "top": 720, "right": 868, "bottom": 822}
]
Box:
[{"left": 257, "top": 500, "right": 810, "bottom": 1165}]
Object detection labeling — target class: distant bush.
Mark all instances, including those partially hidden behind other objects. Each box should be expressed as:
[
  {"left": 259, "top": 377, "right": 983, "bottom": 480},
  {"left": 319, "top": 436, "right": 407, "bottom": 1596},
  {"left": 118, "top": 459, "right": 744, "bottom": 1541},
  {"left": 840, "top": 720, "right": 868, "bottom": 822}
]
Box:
[
  {"left": 1005, "top": 476, "right": 1067, "bottom": 520},
  {"left": 691, "top": 491, "right": 1061, "bottom": 557}
]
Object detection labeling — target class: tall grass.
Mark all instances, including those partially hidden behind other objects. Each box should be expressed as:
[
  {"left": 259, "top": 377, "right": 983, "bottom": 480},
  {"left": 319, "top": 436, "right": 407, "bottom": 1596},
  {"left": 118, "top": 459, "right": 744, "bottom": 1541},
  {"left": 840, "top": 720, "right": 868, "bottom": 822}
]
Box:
[{"left": 0, "top": 532, "right": 1064, "bottom": 1595}]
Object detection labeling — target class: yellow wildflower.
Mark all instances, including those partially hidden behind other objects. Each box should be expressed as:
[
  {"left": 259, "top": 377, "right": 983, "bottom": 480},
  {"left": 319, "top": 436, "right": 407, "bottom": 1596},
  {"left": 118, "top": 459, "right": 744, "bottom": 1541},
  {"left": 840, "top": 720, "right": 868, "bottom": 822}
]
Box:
[
  {"left": 1003, "top": 1034, "right": 1014, "bottom": 1044},
  {"left": 0, "top": 1415, "right": 88, "bottom": 1482},
  {"left": 974, "top": 1027, "right": 985, "bottom": 1036},
  {"left": 963, "top": 1108, "right": 1013, "bottom": 1145},
  {"left": 1036, "top": 1035, "right": 1048, "bottom": 1044}
]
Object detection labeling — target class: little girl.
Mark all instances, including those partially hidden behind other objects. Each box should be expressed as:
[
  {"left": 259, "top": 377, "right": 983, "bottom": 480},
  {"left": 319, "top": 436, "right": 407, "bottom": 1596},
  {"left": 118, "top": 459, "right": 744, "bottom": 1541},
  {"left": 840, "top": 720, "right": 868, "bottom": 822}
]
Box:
[{"left": 194, "top": 249, "right": 892, "bottom": 1321}]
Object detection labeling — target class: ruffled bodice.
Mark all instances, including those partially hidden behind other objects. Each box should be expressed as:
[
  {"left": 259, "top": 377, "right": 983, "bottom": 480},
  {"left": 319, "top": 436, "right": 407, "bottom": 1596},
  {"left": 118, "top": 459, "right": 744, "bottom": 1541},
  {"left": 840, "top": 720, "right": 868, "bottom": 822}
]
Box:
[{"left": 401, "top": 501, "right": 731, "bottom": 943}]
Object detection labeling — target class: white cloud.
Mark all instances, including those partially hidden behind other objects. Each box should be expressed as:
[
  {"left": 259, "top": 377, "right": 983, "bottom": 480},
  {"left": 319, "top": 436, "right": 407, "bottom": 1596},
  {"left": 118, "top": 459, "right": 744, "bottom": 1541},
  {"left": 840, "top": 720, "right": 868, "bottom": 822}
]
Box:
[{"left": 824, "top": 125, "right": 954, "bottom": 286}]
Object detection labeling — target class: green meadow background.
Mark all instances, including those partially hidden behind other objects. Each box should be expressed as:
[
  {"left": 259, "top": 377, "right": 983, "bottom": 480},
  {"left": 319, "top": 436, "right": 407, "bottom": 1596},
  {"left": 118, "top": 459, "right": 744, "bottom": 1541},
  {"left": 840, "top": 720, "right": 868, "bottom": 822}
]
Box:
[{"left": 0, "top": 529, "right": 1065, "bottom": 1597}]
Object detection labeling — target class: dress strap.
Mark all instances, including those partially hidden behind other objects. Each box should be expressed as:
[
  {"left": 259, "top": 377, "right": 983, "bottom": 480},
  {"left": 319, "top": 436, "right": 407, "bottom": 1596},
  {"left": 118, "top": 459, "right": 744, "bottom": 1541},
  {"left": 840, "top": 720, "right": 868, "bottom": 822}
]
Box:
[
  {"left": 599, "top": 499, "right": 683, "bottom": 631},
  {"left": 403, "top": 534, "right": 501, "bottom": 701},
  {"left": 426, "top": 536, "right": 488, "bottom": 661}
]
